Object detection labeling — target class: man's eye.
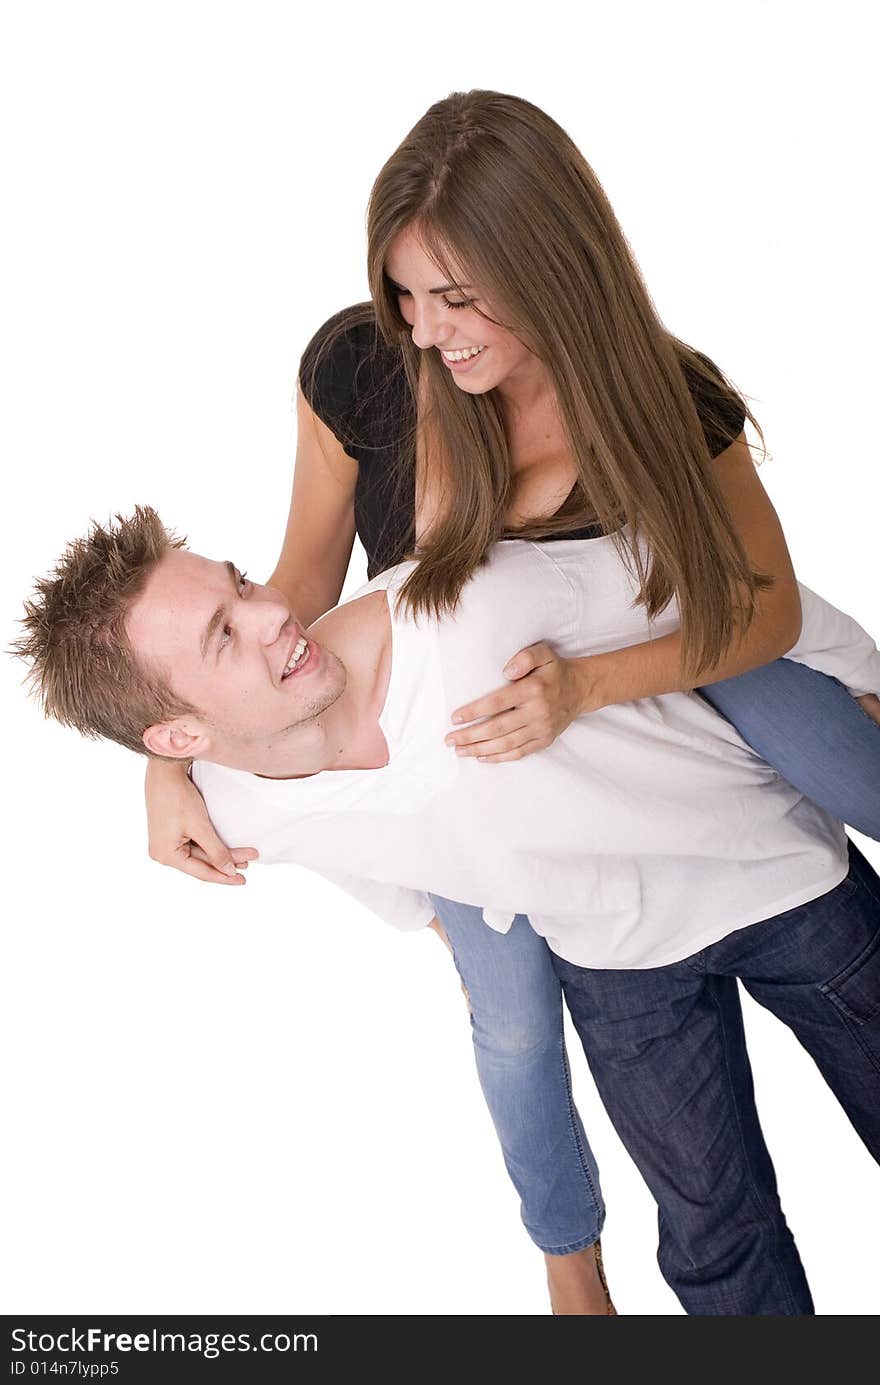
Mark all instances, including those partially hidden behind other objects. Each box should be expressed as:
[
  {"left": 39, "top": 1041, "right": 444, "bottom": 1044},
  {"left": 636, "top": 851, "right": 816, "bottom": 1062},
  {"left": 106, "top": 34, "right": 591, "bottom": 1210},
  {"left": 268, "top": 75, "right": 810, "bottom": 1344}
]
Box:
[
  {"left": 219, "top": 625, "right": 232, "bottom": 650},
  {"left": 238, "top": 569, "right": 249, "bottom": 592}
]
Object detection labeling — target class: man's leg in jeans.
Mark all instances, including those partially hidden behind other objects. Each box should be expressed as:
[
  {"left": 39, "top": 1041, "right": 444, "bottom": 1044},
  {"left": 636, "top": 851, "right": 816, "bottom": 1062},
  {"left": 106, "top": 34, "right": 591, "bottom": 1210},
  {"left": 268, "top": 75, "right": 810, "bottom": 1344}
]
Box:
[
  {"left": 724, "top": 837, "right": 880, "bottom": 1158},
  {"left": 550, "top": 949, "right": 812, "bottom": 1314}
]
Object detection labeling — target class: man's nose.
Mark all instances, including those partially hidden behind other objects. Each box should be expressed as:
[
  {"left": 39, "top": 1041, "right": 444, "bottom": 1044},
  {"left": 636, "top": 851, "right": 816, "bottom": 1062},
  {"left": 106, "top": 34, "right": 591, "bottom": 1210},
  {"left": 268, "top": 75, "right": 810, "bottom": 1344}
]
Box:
[{"left": 254, "top": 590, "right": 293, "bottom": 646}]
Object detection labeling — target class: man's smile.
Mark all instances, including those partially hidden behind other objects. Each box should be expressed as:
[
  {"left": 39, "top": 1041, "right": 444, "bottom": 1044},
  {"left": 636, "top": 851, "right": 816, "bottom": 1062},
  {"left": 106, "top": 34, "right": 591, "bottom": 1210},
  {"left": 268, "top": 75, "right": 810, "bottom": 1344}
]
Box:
[{"left": 281, "top": 636, "right": 320, "bottom": 683}]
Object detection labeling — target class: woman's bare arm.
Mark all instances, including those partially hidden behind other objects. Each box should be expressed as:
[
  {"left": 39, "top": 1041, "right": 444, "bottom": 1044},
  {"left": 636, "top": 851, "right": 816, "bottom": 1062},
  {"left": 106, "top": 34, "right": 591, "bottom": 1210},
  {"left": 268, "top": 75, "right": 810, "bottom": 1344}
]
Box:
[
  {"left": 446, "top": 432, "right": 805, "bottom": 761},
  {"left": 267, "top": 381, "right": 358, "bottom": 622}
]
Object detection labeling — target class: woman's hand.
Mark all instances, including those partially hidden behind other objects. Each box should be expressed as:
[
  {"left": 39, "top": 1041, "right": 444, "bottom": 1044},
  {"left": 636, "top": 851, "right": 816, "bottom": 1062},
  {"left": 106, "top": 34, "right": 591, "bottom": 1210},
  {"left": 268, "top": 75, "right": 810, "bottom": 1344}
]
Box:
[
  {"left": 445, "top": 641, "right": 598, "bottom": 764},
  {"left": 145, "top": 757, "right": 259, "bottom": 885},
  {"left": 857, "top": 693, "right": 880, "bottom": 727}
]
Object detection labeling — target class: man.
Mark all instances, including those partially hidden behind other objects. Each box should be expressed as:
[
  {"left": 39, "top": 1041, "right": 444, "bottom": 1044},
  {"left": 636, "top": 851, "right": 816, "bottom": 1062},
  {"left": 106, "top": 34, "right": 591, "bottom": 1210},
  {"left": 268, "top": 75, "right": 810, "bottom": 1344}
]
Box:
[{"left": 17, "top": 506, "right": 880, "bottom": 1313}]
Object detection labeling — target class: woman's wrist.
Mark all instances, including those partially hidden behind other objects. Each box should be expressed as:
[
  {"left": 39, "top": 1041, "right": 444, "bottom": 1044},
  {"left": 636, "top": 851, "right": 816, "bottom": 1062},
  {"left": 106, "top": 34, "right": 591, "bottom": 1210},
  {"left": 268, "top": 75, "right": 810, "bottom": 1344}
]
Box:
[
  {"left": 570, "top": 654, "right": 610, "bottom": 717},
  {"left": 146, "top": 753, "right": 192, "bottom": 782}
]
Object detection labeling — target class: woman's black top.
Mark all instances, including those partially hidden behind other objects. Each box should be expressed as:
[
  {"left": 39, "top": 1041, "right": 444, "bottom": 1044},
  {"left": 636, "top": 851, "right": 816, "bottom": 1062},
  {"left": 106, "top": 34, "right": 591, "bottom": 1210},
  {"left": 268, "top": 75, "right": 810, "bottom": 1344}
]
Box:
[{"left": 298, "top": 306, "right": 747, "bottom": 579}]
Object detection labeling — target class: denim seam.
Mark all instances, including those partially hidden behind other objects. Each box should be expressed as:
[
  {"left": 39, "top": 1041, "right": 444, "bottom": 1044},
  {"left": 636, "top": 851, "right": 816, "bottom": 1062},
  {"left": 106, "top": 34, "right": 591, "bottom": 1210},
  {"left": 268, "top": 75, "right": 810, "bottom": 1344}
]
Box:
[
  {"left": 816, "top": 989, "right": 880, "bottom": 1074},
  {"left": 708, "top": 979, "right": 801, "bottom": 1316},
  {"left": 819, "top": 925, "right": 880, "bottom": 1026},
  {"left": 538, "top": 1230, "right": 602, "bottom": 1256},
  {"left": 532, "top": 1010, "right": 605, "bottom": 1256},
  {"left": 850, "top": 849, "right": 880, "bottom": 912},
  {"left": 683, "top": 950, "right": 708, "bottom": 975},
  {"left": 444, "top": 919, "right": 604, "bottom": 1257}
]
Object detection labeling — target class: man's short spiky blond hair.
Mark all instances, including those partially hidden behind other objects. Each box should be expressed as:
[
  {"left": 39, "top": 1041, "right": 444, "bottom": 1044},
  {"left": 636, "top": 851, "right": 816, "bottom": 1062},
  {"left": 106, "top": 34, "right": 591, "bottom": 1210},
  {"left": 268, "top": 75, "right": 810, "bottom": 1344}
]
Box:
[{"left": 14, "top": 504, "right": 199, "bottom": 756}]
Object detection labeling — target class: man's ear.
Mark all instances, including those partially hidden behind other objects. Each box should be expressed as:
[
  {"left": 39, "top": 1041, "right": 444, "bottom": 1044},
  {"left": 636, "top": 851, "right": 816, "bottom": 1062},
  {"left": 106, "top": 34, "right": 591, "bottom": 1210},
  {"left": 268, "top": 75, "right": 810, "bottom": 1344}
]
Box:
[{"left": 142, "top": 722, "right": 206, "bottom": 760}]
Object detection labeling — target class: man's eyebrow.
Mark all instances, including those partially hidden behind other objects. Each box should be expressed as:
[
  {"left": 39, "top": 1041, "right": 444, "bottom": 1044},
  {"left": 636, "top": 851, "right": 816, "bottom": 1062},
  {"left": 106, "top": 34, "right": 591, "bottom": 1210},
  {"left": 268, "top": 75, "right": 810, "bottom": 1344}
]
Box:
[
  {"left": 199, "top": 561, "right": 239, "bottom": 660},
  {"left": 386, "top": 274, "right": 472, "bottom": 295}
]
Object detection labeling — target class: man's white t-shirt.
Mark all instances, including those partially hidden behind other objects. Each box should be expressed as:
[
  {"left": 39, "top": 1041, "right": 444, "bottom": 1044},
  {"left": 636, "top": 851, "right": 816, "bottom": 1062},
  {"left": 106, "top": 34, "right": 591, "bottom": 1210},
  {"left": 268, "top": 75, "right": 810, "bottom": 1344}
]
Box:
[{"left": 192, "top": 533, "right": 879, "bottom": 969}]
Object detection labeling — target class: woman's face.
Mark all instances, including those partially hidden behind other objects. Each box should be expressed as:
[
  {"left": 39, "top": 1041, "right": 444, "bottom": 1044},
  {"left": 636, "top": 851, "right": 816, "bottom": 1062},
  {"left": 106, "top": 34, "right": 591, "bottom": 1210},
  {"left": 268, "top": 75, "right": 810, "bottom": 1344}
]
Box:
[{"left": 385, "top": 227, "right": 541, "bottom": 399}]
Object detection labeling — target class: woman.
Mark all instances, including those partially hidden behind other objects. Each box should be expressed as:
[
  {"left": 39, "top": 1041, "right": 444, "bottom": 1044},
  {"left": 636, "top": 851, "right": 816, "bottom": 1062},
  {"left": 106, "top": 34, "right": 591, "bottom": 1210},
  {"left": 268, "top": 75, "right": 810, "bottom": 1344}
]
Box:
[{"left": 144, "top": 90, "right": 880, "bottom": 1314}]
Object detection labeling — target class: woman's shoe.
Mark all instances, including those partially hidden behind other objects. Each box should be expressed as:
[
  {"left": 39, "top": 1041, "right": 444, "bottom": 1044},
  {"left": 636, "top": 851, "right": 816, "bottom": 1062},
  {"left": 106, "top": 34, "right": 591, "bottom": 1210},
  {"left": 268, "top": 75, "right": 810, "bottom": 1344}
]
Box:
[{"left": 593, "top": 1237, "right": 617, "bottom": 1315}]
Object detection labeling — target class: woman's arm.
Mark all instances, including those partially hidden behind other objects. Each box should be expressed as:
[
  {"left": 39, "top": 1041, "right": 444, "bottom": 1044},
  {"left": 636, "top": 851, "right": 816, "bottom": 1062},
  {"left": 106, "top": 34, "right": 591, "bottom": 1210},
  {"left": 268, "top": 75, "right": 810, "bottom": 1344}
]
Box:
[
  {"left": 266, "top": 382, "right": 358, "bottom": 621},
  {"left": 564, "top": 432, "right": 801, "bottom": 707},
  {"left": 447, "top": 432, "right": 803, "bottom": 760},
  {"left": 143, "top": 384, "right": 360, "bottom": 882}
]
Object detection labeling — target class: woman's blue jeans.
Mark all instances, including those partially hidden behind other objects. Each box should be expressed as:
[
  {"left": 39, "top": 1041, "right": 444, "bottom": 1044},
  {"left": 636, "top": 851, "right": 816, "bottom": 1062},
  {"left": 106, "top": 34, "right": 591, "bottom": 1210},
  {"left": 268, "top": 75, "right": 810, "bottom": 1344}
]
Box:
[{"left": 430, "top": 659, "right": 880, "bottom": 1255}]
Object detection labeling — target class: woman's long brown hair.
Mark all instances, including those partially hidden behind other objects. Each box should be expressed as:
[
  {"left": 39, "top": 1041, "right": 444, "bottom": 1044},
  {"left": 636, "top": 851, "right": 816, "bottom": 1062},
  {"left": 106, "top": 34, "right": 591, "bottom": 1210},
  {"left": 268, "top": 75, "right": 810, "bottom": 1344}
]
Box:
[{"left": 301, "top": 89, "right": 771, "bottom": 681}]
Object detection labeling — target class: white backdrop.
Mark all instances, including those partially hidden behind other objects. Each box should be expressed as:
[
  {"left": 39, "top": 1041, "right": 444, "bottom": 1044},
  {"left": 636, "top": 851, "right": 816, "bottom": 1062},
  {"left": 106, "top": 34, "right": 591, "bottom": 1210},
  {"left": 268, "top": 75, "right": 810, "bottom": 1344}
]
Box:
[{"left": 2, "top": 0, "right": 877, "bottom": 1316}]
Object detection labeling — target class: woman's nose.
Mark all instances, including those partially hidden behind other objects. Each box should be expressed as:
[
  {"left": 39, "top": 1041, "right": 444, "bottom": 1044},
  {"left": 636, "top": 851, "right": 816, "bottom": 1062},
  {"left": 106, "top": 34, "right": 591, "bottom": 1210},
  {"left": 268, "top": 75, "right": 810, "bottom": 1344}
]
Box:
[{"left": 410, "top": 299, "right": 453, "bottom": 352}]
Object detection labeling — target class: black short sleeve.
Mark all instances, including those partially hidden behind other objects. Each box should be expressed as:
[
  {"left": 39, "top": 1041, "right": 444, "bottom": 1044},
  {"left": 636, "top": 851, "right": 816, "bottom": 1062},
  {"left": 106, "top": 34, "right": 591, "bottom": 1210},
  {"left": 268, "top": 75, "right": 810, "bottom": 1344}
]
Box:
[
  {"left": 298, "top": 308, "right": 365, "bottom": 451},
  {"left": 298, "top": 306, "right": 406, "bottom": 458},
  {"left": 297, "top": 306, "right": 415, "bottom": 576},
  {"left": 683, "top": 349, "right": 748, "bottom": 457}
]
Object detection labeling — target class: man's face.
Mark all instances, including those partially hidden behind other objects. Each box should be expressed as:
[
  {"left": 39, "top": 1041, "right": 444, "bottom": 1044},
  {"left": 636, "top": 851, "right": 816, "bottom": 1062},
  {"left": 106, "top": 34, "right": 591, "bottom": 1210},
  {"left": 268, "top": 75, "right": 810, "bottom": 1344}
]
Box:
[{"left": 126, "top": 549, "right": 346, "bottom": 760}]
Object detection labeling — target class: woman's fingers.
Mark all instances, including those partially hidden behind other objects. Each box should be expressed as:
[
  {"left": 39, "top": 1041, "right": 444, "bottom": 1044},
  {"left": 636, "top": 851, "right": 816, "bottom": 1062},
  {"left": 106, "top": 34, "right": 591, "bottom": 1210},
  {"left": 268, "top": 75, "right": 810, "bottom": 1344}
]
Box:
[
  {"left": 446, "top": 708, "right": 526, "bottom": 750},
  {"left": 172, "top": 852, "right": 249, "bottom": 885},
  {"left": 188, "top": 844, "right": 258, "bottom": 868},
  {"left": 183, "top": 827, "right": 259, "bottom": 877},
  {"left": 472, "top": 737, "right": 547, "bottom": 764},
  {"left": 144, "top": 758, "right": 259, "bottom": 882},
  {"left": 856, "top": 693, "right": 880, "bottom": 726},
  {"left": 450, "top": 688, "right": 517, "bottom": 727}
]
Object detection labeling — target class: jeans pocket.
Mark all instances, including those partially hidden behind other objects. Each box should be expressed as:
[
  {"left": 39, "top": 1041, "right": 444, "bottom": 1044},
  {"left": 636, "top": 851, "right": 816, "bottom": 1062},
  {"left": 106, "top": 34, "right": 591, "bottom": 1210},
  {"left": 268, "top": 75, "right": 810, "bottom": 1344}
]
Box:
[{"left": 820, "top": 926, "right": 880, "bottom": 1025}]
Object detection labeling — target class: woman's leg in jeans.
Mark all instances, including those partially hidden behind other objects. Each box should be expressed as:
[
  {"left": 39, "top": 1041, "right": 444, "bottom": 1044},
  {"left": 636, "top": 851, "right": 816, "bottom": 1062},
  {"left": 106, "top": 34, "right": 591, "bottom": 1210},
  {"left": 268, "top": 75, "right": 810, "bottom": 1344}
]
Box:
[
  {"left": 429, "top": 894, "right": 604, "bottom": 1257},
  {"left": 697, "top": 659, "right": 880, "bottom": 840}
]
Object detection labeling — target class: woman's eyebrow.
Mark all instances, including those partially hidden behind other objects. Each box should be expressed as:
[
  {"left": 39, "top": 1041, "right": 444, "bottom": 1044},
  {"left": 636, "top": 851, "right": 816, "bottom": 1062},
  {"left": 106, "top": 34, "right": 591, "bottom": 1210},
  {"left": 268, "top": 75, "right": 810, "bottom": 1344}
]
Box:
[{"left": 386, "top": 274, "right": 472, "bottom": 294}]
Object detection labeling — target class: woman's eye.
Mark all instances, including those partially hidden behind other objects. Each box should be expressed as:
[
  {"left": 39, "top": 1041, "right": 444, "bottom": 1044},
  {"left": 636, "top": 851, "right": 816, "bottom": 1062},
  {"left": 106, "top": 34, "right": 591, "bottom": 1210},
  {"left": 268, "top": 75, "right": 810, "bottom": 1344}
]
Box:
[
  {"left": 219, "top": 625, "right": 232, "bottom": 650},
  {"left": 390, "top": 285, "right": 475, "bottom": 312},
  {"left": 238, "top": 570, "right": 249, "bottom": 593}
]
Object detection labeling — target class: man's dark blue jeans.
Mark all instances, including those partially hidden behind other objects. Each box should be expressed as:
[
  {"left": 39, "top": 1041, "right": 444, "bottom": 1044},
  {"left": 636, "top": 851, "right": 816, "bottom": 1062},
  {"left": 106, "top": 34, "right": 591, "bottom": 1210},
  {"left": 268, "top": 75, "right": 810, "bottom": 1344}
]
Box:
[{"left": 551, "top": 836, "right": 880, "bottom": 1315}]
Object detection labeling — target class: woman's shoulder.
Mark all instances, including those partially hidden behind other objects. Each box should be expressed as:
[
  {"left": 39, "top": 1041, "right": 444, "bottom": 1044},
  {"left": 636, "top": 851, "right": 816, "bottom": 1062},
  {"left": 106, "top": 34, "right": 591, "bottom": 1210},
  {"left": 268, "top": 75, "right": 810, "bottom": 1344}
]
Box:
[
  {"left": 298, "top": 301, "right": 408, "bottom": 448},
  {"left": 678, "top": 345, "right": 748, "bottom": 458},
  {"left": 300, "top": 301, "right": 380, "bottom": 368}
]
